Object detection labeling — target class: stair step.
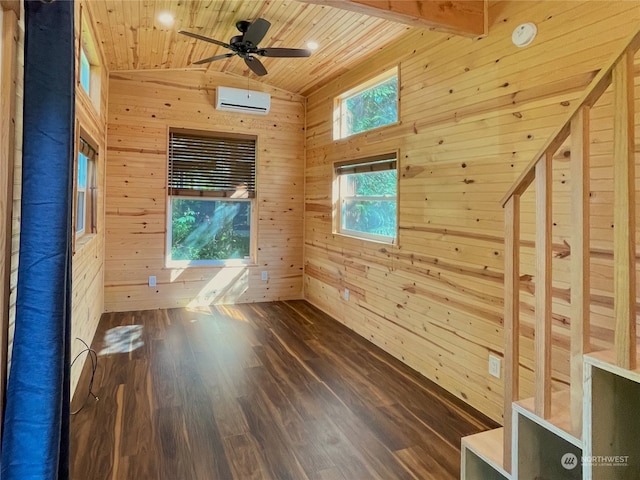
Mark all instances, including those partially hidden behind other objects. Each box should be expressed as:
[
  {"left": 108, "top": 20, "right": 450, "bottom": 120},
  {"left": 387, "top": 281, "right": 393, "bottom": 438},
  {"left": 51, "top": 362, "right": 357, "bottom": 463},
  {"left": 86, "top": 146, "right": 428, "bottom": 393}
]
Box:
[
  {"left": 461, "top": 427, "right": 510, "bottom": 478},
  {"left": 513, "top": 389, "right": 581, "bottom": 448},
  {"left": 584, "top": 348, "right": 640, "bottom": 384}
]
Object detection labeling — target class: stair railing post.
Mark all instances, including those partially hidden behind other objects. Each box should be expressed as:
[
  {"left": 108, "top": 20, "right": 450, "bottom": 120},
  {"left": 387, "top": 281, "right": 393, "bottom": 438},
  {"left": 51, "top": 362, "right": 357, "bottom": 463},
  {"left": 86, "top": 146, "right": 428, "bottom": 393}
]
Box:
[
  {"left": 570, "top": 106, "right": 591, "bottom": 438},
  {"left": 612, "top": 49, "right": 636, "bottom": 370},
  {"left": 503, "top": 194, "right": 520, "bottom": 473},
  {"left": 534, "top": 152, "right": 553, "bottom": 419}
]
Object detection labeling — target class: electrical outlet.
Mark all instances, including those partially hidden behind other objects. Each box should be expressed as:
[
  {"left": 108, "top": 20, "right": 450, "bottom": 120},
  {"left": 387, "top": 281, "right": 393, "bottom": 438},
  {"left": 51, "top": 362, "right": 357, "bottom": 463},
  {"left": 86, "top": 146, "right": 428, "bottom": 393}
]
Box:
[
  {"left": 148, "top": 275, "right": 156, "bottom": 287},
  {"left": 489, "top": 354, "right": 501, "bottom": 378},
  {"left": 261, "top": 271, "right": 268, "bottom": 281},
  {"left": 344, "top": 288, "right": 350, "bottom": 301}
]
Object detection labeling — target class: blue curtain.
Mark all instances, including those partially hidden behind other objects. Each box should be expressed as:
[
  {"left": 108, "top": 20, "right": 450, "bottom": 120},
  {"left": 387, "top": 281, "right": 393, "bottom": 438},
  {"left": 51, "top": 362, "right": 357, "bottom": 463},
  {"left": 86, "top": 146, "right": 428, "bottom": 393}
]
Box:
[{"left": 1, "top": 0, "right": 75, "bottom": 478}]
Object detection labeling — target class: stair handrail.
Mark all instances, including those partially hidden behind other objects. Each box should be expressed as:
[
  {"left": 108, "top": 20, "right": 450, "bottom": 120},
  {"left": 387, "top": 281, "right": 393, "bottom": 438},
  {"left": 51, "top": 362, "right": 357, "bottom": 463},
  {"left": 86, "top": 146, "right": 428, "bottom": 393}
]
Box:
[{"left": 501, "top": 28, "right": 640, "bottom": 207}]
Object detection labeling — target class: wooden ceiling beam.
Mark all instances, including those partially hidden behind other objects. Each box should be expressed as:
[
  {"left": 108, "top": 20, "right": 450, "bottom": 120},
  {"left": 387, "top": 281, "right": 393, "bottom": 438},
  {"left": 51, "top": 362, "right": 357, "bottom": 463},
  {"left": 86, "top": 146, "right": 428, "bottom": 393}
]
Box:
[
  {"left": 0, "top": 0, "right": 20, "bottom": 19},
  {"left": 298, "top": 0, "right": 487, "bottom": 37}
]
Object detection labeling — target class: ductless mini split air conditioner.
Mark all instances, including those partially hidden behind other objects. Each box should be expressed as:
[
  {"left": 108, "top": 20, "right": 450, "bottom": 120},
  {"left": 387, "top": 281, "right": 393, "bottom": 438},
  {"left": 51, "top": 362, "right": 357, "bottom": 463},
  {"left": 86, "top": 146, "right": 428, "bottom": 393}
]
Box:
[{"left": 216, "top": 86, "right": 271, "bottom": 115}]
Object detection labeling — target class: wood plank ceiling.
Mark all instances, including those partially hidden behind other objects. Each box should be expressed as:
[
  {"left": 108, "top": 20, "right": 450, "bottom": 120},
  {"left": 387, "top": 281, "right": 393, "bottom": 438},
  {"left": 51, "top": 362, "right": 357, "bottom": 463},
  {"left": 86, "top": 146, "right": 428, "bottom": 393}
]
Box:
[{"left": 87, "top": 0, "right": 420, "bottom": 96}]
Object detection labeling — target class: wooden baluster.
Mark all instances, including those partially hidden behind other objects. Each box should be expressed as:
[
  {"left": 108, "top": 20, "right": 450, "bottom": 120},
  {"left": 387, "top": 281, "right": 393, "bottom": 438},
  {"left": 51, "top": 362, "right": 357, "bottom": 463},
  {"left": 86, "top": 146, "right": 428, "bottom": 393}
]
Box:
[
  {"left": 535, "top": 153, "right": 553, "bottom": 418},
  {"left": 570, "top": 106, "right": 590, "bottom": 438},
  {"left": 612, "top": 50, "right": 636, "bottom": 370},
  {"left": 503, "top": 194, "right": 520, "bottom": 473}
]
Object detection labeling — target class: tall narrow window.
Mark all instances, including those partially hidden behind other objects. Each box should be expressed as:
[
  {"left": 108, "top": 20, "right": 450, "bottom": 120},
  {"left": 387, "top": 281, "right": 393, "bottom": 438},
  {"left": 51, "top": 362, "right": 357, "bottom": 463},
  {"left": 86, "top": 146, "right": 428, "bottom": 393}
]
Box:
[
  {"left": 75, "top": 137, "right": 97, "bottom": 238},
  {"left": 167, "top": 131, "right": 256, "bottom": 265},
  {"left": 335, "top": 154, "right": 397, "bottom": 243},
  {"left": 79, "top": 47, "right": 91, "bottom": 94},
  {"left": 76, "top": 152, "right": 87, "bottom": 234},
  {"left": 334, "top": 68, "right": 398, "bottom": 140}
]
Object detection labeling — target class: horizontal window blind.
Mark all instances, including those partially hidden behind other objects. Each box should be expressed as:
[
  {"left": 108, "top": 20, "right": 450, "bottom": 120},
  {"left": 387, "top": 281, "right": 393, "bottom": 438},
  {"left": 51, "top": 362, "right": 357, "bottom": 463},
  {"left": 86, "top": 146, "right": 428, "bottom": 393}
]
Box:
[
  {"left": 79, "top": 137, "right": 97, "bottom": 161},
  {"left": 168, "top": 132, "right": 256, "bottom": 198},
  {"left": 335, "top": 153, "right": 396, "bottom": 175}
]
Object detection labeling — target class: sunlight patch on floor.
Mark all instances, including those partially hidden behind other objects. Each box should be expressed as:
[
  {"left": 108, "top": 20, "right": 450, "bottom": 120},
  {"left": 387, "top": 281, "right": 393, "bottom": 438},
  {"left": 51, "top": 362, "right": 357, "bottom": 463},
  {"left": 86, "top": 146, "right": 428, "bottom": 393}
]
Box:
[{"left": 99, "top": 325, "right": 144, "bottom": 355}]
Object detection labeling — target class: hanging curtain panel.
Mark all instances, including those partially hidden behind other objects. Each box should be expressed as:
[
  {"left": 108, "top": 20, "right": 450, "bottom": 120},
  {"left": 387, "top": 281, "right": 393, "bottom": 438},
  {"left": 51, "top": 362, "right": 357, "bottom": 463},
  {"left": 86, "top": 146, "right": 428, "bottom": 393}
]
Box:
[{"left": 1, "top": 1, "right": 75, "bottom": 478}]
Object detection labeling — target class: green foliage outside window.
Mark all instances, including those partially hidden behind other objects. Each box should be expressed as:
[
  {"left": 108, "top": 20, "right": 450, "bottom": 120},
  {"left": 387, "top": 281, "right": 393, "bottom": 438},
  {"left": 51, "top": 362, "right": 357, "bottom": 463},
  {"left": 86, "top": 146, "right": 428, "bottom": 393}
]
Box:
[
  {"left": 344, "top": 76, "right": 398, "bottom": 137},
  {"left": 341, "top": 170, "right": 397, "bottom": 239},
  {"left": 171, "top": 199, "right": 251, "bottom": 262}
]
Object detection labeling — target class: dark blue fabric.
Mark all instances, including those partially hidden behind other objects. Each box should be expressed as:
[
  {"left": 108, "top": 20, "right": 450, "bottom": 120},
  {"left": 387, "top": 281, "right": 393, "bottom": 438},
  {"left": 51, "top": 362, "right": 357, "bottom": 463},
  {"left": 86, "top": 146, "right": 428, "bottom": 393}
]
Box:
[{"left": 1, "top": 0, "right": 75, "bottom": 478}]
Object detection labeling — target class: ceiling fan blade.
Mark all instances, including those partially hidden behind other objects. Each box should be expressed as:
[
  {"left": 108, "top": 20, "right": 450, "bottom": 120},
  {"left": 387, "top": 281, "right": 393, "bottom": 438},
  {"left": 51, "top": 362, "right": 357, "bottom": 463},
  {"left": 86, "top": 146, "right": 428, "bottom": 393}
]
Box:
[
  {"left": 178, "top": 30, "right": 231, "bottom": 49},
  {"left": 243, "top": 18, "right": 271, "bottom": 47},
  {"left": 244, "top": 56, "right": 267, "bottom": 76},
  {"left": 193, "top": 53, "right": 236, "bottom": 65},
  {"left": 258, "top": 48, "right": 312, "bottom": 58}
]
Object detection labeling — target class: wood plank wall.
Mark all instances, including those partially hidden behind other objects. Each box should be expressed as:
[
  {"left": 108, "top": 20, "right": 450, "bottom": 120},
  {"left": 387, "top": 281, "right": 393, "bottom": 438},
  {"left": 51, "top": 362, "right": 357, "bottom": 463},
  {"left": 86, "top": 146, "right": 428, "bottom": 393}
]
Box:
[
  {"left": 304, "top": 0, "right": 640, "bottom": 422},
  {"left": 2, "top": 1, "right": 22, "bottom": 412},
  {"left": 70, "top": 0, "right": 109, "bottom": 393},
  {"left": 104, "top": 70, "right": 305, "bottom": 311}
]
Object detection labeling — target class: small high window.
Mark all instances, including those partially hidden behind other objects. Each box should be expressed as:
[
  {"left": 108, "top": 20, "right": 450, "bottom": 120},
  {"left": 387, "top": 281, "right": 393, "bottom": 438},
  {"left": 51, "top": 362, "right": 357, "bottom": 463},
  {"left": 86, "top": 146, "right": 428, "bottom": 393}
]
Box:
[
  {"left": 335, "top": 154, "right": 397, "bottom": 244},
  {"left": 78, "top": 16, "right": 101, "bottom": 112},
  {"left": 334, "top": 68, "right": 398, "bottom": 140},
  {"left": 167, "top": 131, "right": 257, "bottom": 266},
  {"left": 80, "top": 47, "right": 91, "bottom": 94}
]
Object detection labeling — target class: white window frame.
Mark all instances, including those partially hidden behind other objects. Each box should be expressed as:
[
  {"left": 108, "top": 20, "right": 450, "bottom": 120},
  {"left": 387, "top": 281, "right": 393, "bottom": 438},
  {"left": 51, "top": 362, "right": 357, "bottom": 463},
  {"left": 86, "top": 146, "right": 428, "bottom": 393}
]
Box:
[
  {"left": 75, "top": 152, "right": 87, "bottom": 236},
  {"left": 333, "top": 67, "right": 399, "bottom": 140},
  {"left": 166, "top": 130, "right": 257, "bottom": 267},
  {"left": 334, "top": 153, "right": 398, "bottom": 244}
]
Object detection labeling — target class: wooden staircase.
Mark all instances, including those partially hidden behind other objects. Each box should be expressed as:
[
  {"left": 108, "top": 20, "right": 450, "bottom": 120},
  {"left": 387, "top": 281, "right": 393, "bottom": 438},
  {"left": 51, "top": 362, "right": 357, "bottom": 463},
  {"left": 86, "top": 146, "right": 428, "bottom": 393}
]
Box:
[{"left": 460, "top": 28, "right": 640, "bottom": 480}]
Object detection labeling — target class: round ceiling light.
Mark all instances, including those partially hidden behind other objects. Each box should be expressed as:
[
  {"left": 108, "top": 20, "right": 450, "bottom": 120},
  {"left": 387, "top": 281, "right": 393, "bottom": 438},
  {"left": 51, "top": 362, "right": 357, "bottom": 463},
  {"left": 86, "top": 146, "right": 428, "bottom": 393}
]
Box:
[
  {"left": 158, "top": 12, "right": 175, "bottom": 27},
  {"left": 512, "top": 23, "right": 537, "bottom": 48},
  {"left": 306, "top": 41, "right": 319, "bottom": 51}
]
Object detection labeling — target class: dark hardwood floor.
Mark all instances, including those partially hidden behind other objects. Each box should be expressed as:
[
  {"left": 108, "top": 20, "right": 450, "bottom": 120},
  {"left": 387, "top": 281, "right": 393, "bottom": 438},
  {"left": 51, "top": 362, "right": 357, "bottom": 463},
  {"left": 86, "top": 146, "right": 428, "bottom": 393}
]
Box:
[{"left": 70, "top": 300, "right": 497, "bottom": 479}]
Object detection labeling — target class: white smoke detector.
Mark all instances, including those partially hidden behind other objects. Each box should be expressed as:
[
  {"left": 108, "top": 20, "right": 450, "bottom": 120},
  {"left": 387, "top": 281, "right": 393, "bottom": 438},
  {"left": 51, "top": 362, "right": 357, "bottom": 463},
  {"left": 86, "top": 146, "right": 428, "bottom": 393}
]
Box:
[{"left": 512, "top": 23, "right": 537, "bottom": 47}]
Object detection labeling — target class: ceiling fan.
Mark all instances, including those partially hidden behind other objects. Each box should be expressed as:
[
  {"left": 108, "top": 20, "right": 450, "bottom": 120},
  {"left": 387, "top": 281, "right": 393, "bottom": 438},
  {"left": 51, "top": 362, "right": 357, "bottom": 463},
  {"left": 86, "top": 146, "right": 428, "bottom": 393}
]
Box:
[{"left": 179, "top": 18, "right": 312, "bottom": 76}]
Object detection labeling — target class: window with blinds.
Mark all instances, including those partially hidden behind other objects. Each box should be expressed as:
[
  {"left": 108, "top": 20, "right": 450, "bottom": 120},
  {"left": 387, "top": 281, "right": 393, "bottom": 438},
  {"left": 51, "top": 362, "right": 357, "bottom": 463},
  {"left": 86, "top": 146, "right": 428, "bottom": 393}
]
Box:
[
  {"left": 335, "top": 153, "right": 397, "bottom": 243},
  {"left": 168, "top": 131, "right": 256, "bottom": 198},
  {"left": 167, "top": 130, "right": 257, "bottom": 265},
  {"left": 76, "top": 136, "right": 98, "bottom": 238}
]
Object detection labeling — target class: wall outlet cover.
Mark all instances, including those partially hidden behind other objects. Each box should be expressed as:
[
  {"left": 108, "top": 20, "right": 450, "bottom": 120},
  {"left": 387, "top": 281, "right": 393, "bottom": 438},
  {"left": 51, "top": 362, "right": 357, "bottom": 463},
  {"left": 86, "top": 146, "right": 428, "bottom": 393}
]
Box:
[{"left": 489, "top": 354, "right": 501, "bottom": 378}]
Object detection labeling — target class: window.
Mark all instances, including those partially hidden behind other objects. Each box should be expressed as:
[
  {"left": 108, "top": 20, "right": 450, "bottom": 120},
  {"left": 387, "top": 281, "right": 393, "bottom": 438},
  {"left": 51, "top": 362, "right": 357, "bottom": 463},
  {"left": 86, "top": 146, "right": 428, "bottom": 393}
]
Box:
[
  {"left": 78, "top": 15, "right": 101, "bottom": 112},
  {"left": 334, "top": 68, "right": 398, "bottom": 140},
  {"left": 335, "top": 154, "right": 397, "bottom": 243},
  {"left": 167, "top": 131, "right": 256, "bottom": 265},
  {"left": 75, "top": 137, "right": 97, "bottom": 237},
  {"left": 76, "top": 152, "right": 87, "bottom": 233},
  {"left": 79, "top": 47, "right": 91, "bottom": 94}
]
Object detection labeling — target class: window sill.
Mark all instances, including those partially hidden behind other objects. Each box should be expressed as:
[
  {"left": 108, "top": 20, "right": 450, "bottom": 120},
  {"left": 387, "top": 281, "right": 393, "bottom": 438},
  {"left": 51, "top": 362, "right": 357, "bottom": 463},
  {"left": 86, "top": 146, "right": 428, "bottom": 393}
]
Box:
[
  {"left": 334, "top": 231, "right": 396, "bottom": 246},
  {"left": 74, "top": 233, "right": 97, "bottom": 253},
  {"left": 165, "top": 259, "right": 258, "bottom": 269},
  {"left": 76, "top": 85, "right": 101, "bottom": 118},
  {"left": 333, "top": 120, "right": 400, "bottom": 143}
]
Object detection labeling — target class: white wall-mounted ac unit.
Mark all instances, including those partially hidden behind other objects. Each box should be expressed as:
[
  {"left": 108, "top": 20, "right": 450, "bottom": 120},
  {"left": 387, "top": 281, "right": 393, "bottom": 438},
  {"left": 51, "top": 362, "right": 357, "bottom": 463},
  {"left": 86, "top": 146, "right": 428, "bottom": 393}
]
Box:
[{"left": 216, "top": 86, "right": 271, "bottom": 115}]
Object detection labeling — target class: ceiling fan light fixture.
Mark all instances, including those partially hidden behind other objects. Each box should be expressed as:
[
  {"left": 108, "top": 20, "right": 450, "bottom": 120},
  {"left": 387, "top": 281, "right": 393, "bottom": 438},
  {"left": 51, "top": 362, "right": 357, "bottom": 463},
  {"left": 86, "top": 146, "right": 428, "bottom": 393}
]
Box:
[{"left": 306, "top": 41, "right": 319, "bottom": 51}]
